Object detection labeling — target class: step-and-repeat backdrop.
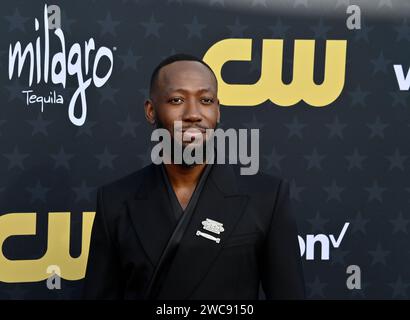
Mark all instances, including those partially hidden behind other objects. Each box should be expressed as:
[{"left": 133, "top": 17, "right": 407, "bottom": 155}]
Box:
[{"left": 0, "top": 0, "right": 409, "bottom": 299}]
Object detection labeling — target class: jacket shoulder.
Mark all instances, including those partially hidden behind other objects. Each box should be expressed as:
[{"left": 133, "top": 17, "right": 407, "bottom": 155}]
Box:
[
  {"left": 97, "top": 165, "right": 151, "bottom": 208},
  {"left": 231, "top": 164, "right": 286, "bottom": 194}
]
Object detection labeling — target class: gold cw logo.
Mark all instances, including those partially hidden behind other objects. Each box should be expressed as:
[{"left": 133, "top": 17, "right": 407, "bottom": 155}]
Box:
[
  {"left": 203, "top": 38, "right": 347, "bottom": 107},
  {"left": 0, "top": 212, "right": 95, "bottom": 283}
]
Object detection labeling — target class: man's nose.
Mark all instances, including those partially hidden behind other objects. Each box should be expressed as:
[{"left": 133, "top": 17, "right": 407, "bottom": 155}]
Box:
[{"left": 182, "top": 99, "right": 202, "bottom": 122}]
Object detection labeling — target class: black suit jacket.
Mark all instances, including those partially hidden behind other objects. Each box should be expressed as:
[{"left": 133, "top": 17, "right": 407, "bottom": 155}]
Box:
[{"left": 83, "top": 162, "right": 305, "bottom": 299}]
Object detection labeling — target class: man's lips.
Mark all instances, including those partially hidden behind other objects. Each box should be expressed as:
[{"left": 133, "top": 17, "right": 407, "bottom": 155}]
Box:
[
  {"left": 182, "top": 128, "right": 207, "bottom": 133},
  {"left": 179, "top": 127, "right": 208, "bottom": 142}
]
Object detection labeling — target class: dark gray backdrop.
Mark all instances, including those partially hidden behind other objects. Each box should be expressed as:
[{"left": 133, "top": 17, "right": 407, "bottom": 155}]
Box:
[{"left": 0, "top": 0, "right": 409, "bottom": 299}]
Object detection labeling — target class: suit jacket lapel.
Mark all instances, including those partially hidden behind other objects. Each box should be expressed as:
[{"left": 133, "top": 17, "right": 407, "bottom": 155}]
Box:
[
  {"left": 125, "top": 164, "right": 178, "bottom": 267},
  {"left": 157, "top": 164, "right": 249, "bottom": 299}
]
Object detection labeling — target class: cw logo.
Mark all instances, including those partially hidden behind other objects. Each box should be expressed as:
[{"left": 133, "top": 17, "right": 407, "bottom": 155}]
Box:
[
  {"left": 0, "top": 212, "right": 95, "bottom": 283},
  {"left": 203, "top": 38, "right": 347, "bottom": 107}
]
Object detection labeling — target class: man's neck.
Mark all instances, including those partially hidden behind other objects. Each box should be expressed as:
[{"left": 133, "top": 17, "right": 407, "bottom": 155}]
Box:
[{"left": 163, "top": 162, "right": 207, "bottom": 189}]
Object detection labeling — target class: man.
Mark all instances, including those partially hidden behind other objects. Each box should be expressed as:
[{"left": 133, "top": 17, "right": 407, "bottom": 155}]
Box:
[{"left": 83, "top": 54, "right": 305, "bottom": 299}]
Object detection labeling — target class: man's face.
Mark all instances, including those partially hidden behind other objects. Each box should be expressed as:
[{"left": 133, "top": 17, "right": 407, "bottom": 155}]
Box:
[{"left": 145, "top": 60, "right": 220, "bottom": 151}]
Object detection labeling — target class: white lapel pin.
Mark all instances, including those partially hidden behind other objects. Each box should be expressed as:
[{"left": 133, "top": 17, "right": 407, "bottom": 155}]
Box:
[
  {"left": 196, "top": 230, "right": 220, "bottom": 243},
  {"left": 196, "top": 218, "right": 224, "bottom": 243},
  {"left": 202, "top": 218, "right": 224, "bottom": 235}
]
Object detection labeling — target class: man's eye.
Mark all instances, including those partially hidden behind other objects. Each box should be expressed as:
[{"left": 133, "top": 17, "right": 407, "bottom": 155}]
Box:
[
  {"left": 169, "top": 97, "right": 183, "bottom": 104},
  {"left": 201, "top": 98, "right": 214, "bottom": 104}
]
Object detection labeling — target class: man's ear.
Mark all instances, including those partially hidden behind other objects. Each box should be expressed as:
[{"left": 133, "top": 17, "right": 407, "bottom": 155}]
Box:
[
  {"left": 217, "top": 99, "right": 221, "bottom": 123},
  {"left": 144, "top": 99, "right": 156, "bottom": 126}
]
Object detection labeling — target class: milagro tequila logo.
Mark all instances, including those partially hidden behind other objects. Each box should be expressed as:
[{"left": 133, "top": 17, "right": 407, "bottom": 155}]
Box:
[{"left": 8, "top": 4, "right": 114, "bottom": 126}]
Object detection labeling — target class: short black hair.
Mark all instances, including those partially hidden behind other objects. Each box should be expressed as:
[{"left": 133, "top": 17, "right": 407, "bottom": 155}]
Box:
[{"left": 149, "top": 53, "right": 217, "bottom": 98}]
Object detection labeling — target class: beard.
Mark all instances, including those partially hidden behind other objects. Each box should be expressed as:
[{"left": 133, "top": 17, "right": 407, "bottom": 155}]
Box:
[{"left": 154, "top": 118, "right": 218, "bottom": 167}]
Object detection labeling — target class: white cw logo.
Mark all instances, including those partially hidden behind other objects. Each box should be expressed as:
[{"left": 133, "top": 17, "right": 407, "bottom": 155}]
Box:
[{"left": 298, "top": 222, "right": 350, "bottom": 260}]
